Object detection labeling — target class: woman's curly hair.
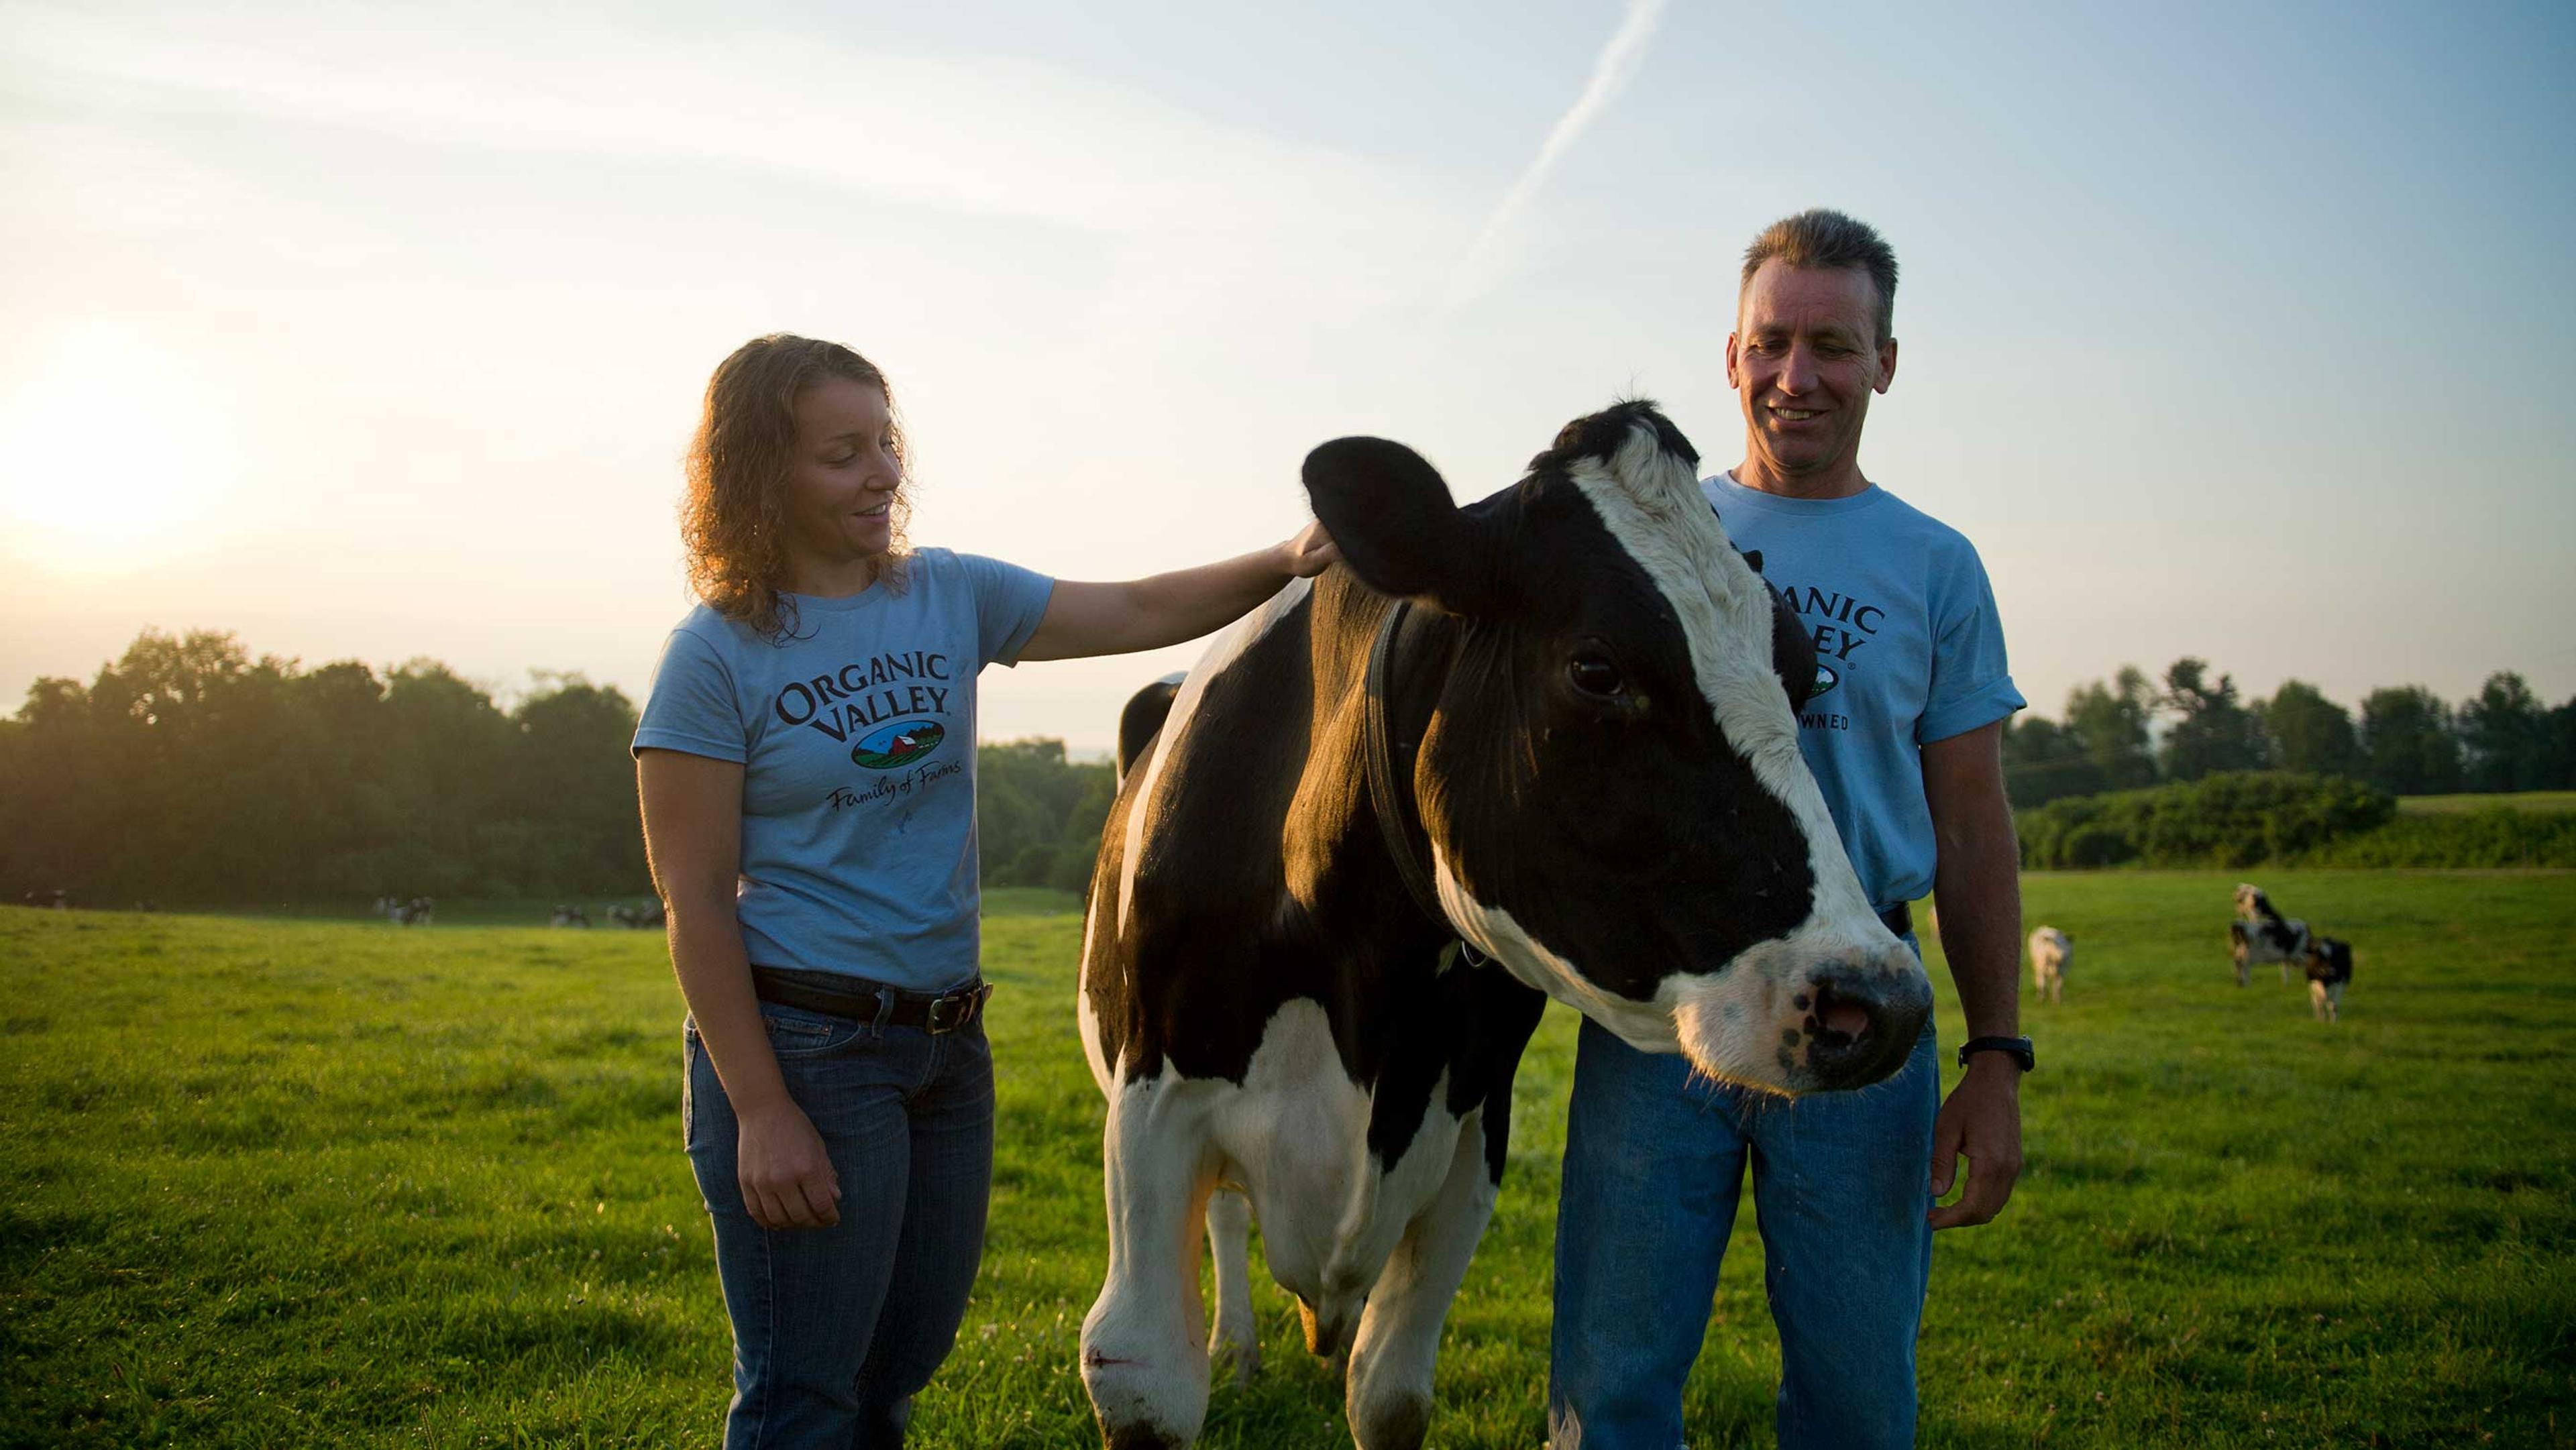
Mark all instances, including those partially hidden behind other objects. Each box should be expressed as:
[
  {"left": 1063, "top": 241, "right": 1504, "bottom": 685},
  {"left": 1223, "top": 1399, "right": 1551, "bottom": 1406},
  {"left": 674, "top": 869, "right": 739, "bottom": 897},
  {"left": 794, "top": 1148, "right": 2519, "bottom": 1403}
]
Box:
[{"left": 680, "top": 335, "right": 912, "bottom": 637}]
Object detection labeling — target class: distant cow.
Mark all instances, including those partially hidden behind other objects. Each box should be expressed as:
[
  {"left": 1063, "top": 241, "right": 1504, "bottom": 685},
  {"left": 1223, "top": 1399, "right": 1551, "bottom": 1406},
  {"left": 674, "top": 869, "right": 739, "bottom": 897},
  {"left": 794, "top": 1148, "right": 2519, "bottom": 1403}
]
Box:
[
  {"left": 21, "top": 888, "right": 68, "bottom": 909},
  {"left": 549, "top": 905, "right": 591, "bottom": 928},
  {"left": 2303, "top": 936, "right": 2353, "bottom": 1021},
  {"left": 2028, "top": 926, "right": 2071, "bottom": 1004},
  {"left": 2229, "top": 883, "right": 2310, "bottom": 987},
  {"left": 607, "top": 901, "right": 667, "bottom": 929},
  {"left": 1076, "top": 402, "right": 1929, "bottom": 1450},
  {"left": 375, "top": 895, "right": 434, "bottom": 926}
]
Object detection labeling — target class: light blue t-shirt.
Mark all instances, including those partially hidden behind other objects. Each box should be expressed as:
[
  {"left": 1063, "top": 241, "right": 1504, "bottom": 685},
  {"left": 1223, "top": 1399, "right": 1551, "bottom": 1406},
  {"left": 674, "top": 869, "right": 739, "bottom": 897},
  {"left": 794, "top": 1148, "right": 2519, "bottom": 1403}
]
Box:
[
  {"left": 1702, "top": 472, "right": 2024, "bottom": 910},
  {"left": 632, "top": 548, "right": 1056, "bottom": 991}
]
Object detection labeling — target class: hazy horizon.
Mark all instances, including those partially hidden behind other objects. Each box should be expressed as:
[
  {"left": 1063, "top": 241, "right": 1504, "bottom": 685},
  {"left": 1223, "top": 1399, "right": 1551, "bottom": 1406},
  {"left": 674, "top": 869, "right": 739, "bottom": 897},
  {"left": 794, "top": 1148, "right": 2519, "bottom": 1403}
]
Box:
[{"left": 6, "top": 1, "right": 2572, "bottom": 752}]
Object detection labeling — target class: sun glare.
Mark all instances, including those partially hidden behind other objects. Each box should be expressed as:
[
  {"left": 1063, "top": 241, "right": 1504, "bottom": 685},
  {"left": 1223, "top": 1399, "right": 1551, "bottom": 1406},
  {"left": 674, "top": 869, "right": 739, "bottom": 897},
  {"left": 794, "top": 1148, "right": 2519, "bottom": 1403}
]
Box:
[{"left": 0, "top": 323, "right": 244, "bottom": 569}]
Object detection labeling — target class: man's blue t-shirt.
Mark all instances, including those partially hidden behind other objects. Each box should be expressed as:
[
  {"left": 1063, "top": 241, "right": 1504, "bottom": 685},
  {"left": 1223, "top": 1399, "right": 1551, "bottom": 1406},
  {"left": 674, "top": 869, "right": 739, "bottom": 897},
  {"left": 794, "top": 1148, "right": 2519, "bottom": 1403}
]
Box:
[
  {"left": 631, "top": 548, "right": 1055, "bottom": 992},
  {"left": 1701, "top": 472, "right": 2024, "bottom": 911}
]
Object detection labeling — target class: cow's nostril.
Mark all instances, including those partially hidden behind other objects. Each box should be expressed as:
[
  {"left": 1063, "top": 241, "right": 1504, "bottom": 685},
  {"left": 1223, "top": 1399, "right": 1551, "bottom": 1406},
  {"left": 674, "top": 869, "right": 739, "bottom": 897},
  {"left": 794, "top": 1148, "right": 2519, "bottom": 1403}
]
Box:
[{"left": 1820, "top": 997, "right": 1870, "bottom": 1043}]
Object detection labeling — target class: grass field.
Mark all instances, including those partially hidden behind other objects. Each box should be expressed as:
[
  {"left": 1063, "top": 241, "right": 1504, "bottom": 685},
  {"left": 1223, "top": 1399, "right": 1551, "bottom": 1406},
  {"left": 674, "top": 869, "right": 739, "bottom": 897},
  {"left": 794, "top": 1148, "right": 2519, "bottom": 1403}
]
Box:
[
  {"left": 3, "top": 872, "right": 2571, "bottom": 1448},
  {"left": 2397, "top": 791, "right": 2576, "bottom": 817}
]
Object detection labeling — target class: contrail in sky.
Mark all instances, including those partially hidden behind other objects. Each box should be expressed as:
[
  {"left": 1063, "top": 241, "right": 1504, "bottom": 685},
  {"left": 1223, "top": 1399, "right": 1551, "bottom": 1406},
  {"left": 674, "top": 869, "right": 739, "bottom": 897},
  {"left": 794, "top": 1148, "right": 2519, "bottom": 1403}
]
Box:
[{"left": 1446, "top": 0, "right": 1670, "bottom": 307}]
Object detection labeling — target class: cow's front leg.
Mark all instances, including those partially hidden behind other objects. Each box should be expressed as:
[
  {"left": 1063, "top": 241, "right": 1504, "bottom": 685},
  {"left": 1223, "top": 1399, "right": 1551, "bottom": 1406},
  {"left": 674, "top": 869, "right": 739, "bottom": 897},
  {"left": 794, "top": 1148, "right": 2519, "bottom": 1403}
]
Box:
[
  {"left": 1083, "top": 1074, "right": 1220, "bottom": 1450},
  {"left": 1344, "top": 1115, "right": 1499, "bottom": 1450},
  {"left": 1205, "top": 1186, "right": 1260, "bottom": 1387}
]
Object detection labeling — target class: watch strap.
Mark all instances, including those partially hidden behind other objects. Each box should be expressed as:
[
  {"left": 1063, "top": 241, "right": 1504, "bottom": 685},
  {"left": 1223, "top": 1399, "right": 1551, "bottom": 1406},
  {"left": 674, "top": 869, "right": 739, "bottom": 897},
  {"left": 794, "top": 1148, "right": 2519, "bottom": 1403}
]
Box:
[{"left": 1957, "top": 1035, "right": 2035, "bottom": 1072}]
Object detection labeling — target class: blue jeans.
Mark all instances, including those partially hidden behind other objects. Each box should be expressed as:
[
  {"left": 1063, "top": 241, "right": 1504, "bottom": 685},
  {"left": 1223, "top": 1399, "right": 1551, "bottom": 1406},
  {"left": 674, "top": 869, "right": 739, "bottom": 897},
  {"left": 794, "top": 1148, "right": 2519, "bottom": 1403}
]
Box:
[
  {"left": 684, "top": 999, "right": 995, "bottom": 1449},
  {"left": 1549, "top": 1005, "right": 1939, "bottom": 1449}
]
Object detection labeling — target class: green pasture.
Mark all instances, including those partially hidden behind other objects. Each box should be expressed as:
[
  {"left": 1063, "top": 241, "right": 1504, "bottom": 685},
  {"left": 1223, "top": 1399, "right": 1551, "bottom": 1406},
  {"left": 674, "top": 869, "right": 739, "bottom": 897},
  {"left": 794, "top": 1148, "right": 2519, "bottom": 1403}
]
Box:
[
  {"left": 3, "top": 872, "right": 2571, "bottom": 1448},
  {"left": 2397, "top": 791, "right": 2576, "bottom": 817}
]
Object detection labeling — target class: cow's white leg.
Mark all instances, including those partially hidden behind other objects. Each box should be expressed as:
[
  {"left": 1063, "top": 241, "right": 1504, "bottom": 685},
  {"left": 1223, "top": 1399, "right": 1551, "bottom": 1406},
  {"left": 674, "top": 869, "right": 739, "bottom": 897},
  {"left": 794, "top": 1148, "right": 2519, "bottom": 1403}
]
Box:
[
  {"left": 1083, "top": 1074, "right": 1219, "bottom": 1450},
  {"left": 2327, "top": 981, "right": 2345, "bottom": 1022},
  {"left": 1205, "top": 1186, "right": 1260, "bottom": 1387},
  {"left": 1343, "top": 1116, "right": 1497, "bottom": 1450}
]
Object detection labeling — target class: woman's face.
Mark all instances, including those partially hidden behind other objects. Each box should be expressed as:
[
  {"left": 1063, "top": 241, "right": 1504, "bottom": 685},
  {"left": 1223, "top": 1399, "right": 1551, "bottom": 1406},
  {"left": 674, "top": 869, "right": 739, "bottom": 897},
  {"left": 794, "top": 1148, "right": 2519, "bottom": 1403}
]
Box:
[{"left": 783, "top": 376, "right": 901, "bottom": 577}]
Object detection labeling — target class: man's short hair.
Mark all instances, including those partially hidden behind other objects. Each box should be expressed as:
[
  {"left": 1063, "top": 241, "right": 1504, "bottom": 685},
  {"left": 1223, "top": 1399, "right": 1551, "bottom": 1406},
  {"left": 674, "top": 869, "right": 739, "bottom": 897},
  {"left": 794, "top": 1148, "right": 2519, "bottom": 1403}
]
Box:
[{"left": 1740, "top": 209, "right": 1898, "bottom": 347}]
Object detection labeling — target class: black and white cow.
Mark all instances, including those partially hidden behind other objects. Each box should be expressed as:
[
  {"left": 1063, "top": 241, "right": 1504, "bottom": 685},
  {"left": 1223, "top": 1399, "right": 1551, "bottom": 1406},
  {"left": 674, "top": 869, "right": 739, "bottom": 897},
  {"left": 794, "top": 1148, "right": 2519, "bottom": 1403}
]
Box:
[
  {"left": 2303, "top": 936, "right": 2353, "bottom": 1021},
  {"left": 375, "top": 895, "right": 435, "bottom": 926},
  {"left": 608, "top": 901, "right": 668, "bottom": 929},
  {"left": 2229, "top": 883, "right": 2310, "bottom": 987},
  {"left": 1075, "top": 402, "right": 1932, "bottom": 1450}
]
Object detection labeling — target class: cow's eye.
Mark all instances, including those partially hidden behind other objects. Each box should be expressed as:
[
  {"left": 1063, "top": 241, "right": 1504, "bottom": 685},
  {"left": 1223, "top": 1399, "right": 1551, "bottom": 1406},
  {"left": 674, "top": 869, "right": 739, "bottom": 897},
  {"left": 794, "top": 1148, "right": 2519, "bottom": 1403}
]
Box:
[{"left": 1567, "top": 654, "right": 1624, "bottom": 700}]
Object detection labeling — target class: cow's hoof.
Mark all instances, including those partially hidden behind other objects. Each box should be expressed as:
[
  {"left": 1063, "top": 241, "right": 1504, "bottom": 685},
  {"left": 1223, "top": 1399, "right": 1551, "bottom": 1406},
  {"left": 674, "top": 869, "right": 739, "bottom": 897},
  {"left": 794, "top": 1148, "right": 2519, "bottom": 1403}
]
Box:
[
  {"left": 1104, "top": 1425, "right": 1187, "bottom": 1450},
  {"left": 1350, "top": 1390, "right": 1431, "bottom": 1450}
]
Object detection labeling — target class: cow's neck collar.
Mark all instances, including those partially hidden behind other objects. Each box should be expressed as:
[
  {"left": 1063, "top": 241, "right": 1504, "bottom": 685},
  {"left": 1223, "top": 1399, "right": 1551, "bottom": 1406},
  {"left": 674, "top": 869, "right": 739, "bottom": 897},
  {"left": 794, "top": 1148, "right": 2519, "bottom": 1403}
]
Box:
[{"left": 1362, "top": 598, "right": 1472, "bottom": 952}]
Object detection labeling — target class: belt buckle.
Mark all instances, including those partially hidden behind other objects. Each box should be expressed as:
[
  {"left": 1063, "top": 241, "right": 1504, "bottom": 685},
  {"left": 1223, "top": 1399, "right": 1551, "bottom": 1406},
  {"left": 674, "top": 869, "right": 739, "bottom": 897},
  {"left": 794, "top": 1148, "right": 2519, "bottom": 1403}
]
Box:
[{"left": 926, "top": 984, "right": 987, "bottom": 1035}]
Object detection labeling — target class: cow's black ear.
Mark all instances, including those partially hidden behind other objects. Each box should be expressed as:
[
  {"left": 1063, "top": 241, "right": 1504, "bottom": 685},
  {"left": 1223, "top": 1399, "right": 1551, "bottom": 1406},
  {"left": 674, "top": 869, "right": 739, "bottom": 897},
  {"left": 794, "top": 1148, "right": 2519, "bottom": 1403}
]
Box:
[
  {"left": 1742, "top": 549, "right": 1764, "bottom": 575},
  {"left": 1302, "top": 436, "right": 1511, "bottom": 616}
]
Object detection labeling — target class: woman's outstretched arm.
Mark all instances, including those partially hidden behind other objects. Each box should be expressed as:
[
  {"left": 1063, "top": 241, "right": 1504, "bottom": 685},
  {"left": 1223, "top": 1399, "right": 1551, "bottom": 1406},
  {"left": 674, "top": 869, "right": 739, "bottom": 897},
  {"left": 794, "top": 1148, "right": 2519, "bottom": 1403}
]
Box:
[{"left": 1016, "top": 520, "right": 1338, "bottom": 662}]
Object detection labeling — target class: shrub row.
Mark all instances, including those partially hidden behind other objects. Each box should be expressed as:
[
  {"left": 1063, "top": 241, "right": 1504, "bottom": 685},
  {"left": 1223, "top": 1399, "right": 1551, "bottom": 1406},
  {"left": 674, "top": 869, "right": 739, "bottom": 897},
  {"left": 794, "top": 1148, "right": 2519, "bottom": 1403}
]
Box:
[
  {"left": 2298, "top": 810, "right": 2576, "bottom": 868},
  {"left": 2017, "top": 772, "right": 2396, "bottom": 869},
  {"left": 2016, "top": 770, "right": 2576, "bottom": 869}
]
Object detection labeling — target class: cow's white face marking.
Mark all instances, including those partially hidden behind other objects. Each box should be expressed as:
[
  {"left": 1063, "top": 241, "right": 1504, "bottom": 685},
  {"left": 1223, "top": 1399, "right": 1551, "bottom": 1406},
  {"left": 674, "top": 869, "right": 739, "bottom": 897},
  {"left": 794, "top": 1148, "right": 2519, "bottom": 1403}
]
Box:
[
  {"left": 1559, "top": 425, "right": 1882, "bottom": 940},
  {"left": 1116, "top": 575, "right": 1314, "bottom": 937},
  {"left": 1076, "top": 905, "right": 1112, "bottom": 1093}
]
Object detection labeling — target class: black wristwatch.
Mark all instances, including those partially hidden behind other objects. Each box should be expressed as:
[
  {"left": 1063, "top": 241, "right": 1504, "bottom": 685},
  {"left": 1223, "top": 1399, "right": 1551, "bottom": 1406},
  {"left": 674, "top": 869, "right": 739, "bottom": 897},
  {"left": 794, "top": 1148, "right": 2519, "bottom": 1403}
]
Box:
[{"left": 1957, "top": 1036, "right": 2035, "bottom": 1072}]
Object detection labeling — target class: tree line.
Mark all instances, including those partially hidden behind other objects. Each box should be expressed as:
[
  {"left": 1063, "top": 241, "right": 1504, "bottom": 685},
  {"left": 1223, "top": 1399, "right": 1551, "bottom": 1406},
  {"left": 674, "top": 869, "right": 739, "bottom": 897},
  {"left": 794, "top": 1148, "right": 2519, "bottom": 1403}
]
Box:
[
  {"left": 2001, "top": 660, "right": 2576, "bottom": 808},
  {"left": 10, "top": 630, "right": 2567, "bottom": 905},
  {"left": 0, "top": 628, "right": 1117, "bottom": 907}
]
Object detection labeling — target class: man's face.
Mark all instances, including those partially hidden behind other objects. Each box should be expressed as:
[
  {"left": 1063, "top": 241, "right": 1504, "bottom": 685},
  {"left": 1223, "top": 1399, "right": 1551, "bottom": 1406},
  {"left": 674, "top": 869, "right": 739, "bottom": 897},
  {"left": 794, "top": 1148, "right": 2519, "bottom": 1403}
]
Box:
[{"left": 1726, "top": 261, "right": 1898, "bottom": 482}]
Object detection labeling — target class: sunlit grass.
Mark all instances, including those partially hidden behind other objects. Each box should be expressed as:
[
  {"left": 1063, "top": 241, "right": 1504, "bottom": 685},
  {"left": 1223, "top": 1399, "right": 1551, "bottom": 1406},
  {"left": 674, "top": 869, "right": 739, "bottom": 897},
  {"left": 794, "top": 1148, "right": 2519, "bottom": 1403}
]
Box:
[{"left": 2, "top": 870, "right": 2569, "bottom": 1447}]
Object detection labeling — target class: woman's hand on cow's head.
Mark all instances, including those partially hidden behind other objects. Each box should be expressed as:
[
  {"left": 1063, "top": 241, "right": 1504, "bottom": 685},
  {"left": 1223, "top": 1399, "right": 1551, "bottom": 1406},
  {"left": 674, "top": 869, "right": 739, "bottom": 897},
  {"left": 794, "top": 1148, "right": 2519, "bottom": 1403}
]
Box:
[{"left": 1279, "top": 518, "right": 1340, "bottom": 579}]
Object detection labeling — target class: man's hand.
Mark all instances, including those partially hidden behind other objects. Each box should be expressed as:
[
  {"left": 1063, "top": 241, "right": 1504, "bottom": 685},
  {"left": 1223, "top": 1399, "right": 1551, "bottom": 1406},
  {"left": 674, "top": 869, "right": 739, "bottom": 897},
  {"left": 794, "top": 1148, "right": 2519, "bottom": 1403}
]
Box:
[
  {"left": 737, "top": 1098, "right": 843, "bottom": 1231},
  {"left": 1927, "top": 1054, "right": 2023, "bottom": 1229}
]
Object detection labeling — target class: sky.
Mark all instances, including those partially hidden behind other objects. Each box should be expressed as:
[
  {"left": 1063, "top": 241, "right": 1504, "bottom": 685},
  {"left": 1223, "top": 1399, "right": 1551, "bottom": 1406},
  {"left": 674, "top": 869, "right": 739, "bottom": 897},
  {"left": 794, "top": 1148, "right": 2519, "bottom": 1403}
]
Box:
[{"left": 3, "top": 0, "right": 2573, "bottom": 751}]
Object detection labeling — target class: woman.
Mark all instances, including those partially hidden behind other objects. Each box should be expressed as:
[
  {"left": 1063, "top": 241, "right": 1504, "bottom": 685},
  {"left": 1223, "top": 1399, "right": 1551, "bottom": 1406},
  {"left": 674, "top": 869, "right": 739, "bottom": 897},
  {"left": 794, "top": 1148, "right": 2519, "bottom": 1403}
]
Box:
[{"left": 633, "top": 335, "right": 1334, "bottom": 1447}]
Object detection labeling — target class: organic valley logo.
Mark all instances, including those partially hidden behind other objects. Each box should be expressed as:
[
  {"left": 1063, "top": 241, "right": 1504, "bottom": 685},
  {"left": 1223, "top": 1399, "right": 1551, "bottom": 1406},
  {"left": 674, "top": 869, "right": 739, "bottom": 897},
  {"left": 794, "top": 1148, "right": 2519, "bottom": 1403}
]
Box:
[
  {"left": 853, "top": 720, "right": 945, "bottom": 770},
  {"left": 1812, "top": 663, "right": 1840, "bottom": 698}
]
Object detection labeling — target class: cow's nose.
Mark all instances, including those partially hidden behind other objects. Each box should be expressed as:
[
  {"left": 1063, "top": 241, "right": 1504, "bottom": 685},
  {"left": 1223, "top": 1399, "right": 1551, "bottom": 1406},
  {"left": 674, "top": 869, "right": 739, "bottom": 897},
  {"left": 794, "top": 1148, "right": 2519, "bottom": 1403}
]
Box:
[{"left": 1801, "top": 966, "right": 1931, "bottom": 1089}]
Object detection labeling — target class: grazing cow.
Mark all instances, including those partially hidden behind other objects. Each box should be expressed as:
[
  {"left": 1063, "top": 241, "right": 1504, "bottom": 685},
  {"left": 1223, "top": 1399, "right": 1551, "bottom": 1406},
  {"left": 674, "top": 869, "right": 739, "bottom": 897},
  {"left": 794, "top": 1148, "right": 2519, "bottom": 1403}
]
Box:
[
  {"left": 2028, "top": 926, "right": 2071, "bottom": 1005},
  {"left": 549, "top": 904, "right": 592, "bottom": 928},
  {"left": 607, "top": 901, "right": 667, "bottom": 929},
  {"left": 2304, "top": 936, "right": 2353, "bottom": 1021},
  {"left": 2229, "top": 883, "right": 2310, "bottom": 987},
  {"left": 1075, "top": 402, "right": 1930, "bottom": 1450},
  {"left": 22, "top": 888, "right": 69, "bottom": 909}
]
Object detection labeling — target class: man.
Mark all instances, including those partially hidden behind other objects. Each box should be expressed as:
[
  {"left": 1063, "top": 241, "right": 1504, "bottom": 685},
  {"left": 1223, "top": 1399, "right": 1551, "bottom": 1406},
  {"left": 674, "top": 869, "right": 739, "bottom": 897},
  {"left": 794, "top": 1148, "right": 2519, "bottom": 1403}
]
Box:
[{"left": 1549, "top": 209, "right": 2029, "bottom": 1449}]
